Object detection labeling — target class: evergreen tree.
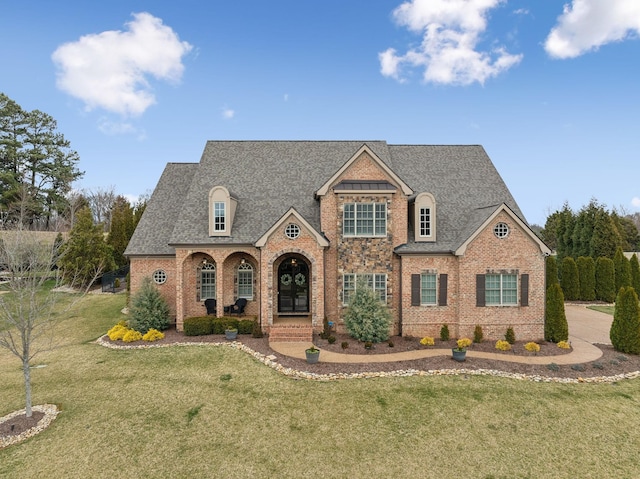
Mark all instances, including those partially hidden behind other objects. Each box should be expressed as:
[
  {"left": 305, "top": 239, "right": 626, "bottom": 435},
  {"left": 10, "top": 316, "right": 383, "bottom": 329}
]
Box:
[
  {"left": 545, "top": 255, "right": 559, "bottom": 288},
  {"left": 630, "top": 254, "right": 640, "bottom": 295},
  {"left": 128, "top": 277, "right": 170, "bottom": 334},
  {"left": 343, "top": 278, "right": 391, "bottom": 343},
  {"left": 591, "top": 210, "right": 622, "bottom": 259},
  {"left": 545, "top": 283, "right": 568, "bottom": 342},
  {"left": 614, "top": 246, "right": 632, "bottom": 293},
  {"left": 58, "top": 207, "right": 115, "bottom": 287},
  {"left": 557, "top": 204, "right": 575, "bottom": 261},
  {"left": 107, "top": 195, "right": 134, "bottom": 268},
  {"left": 560, "top": 256, "right": 580, "bottom": 301},
  {"left": 595, "top": 257, "right": 616, "bottom": 303},
  {"left": 609, "top": 286, "right": 640, "bottom": 354},
  {"left": 577, "top": 256, "right": 596, "bottom": 301}
]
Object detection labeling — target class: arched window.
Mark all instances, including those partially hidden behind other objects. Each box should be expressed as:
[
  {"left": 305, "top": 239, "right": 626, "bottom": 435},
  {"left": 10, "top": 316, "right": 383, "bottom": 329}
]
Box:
[
  {"left": 237, "top": 262, "right": 253, "bottom": 300},
  {"left": 200, "top": 262, "right": 216, "bottom": 300},
  {"left": 414, "top": 192, "right": 436, "bottom": 242}
]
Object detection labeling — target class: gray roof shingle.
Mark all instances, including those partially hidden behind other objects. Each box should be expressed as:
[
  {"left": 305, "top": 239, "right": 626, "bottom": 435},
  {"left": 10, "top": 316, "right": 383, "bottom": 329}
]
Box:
[{"left": 126, "top": 141, "right": 526, "bottom": 256}]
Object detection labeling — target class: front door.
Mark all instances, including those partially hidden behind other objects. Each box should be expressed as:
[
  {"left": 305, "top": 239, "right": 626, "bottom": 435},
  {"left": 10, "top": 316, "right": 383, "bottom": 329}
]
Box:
[{"left": 278, "top": 258, "right": 309, "bottom": 313}]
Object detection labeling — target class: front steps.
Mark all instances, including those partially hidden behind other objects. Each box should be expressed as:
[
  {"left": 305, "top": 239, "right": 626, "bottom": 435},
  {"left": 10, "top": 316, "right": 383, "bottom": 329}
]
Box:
[{"left": 269, "top": 323, "right": 313, "bottom": 343}]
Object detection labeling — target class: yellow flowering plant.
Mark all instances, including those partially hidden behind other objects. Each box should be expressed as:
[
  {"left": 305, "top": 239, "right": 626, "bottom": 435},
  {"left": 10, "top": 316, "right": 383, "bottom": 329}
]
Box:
[
  {"left": 143, "top": 329, "right": 165, "bottom": 342},
  {"left": 495, "top": 340, "right": 512, "bottom": 351},
  {"left": 455, "top": 337, "right": 472, "bottom": 351},
  {"left": 123, "top": 330, "right": 143, "bottom": 343},
  {"left": 525, "top": 342, "right": 540, "bottom": 353},
  {"left": 557, "top": 340, "right": 571, "bottom": 349},
  {"left": 420, "top": 336, "right": 435, "bottom": 346}
]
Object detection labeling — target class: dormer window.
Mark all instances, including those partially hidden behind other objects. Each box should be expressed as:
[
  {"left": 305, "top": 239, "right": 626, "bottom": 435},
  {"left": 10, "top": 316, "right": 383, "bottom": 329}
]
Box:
[
  {"left": 413, "top": 192, "right": 436, "bottom": 243},
  {"left": 209, "top": 186, "right": 237, "bottom": 237}
]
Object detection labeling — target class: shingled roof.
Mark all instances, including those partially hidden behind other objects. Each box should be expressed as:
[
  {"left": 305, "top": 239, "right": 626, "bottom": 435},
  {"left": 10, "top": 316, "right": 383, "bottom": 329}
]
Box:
[{"left": 125, "top": 141, "right": 526, "bottom": 256}]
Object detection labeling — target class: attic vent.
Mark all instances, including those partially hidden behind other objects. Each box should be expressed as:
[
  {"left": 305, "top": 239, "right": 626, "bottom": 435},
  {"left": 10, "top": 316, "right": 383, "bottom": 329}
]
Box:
[
  {"left": 285, "top": 223, "right": 301, "bottom": 239},
  {"left": 494, "top": 222, "right": 510, "bottom": 239}
]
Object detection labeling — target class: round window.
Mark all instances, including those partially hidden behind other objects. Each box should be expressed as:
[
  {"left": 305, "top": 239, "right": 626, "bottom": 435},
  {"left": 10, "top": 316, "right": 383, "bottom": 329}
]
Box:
[
  {"left": 494, "top": 222, "right": 510, "bottom": 239},
  {"left": 152, "top": 269, "right": 167, "bottom": 284},
  {"left": 285, "top": 223, "right": 301, "bottom": 239}
]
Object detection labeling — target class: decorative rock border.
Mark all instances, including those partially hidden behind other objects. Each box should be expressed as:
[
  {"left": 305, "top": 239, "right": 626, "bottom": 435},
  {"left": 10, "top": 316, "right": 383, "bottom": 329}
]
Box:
[
  {"left": 0, "top": 404, "right": 59, "bottom": 449},
  {"left": 95, "top": 335, "right": 640, "bottom": 384}
]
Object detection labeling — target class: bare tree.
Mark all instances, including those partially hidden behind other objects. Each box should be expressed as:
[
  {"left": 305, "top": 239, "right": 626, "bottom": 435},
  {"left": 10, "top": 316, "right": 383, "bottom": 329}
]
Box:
[
  {"left": 85, "top": 186, "right": 116, "bottom": 231},
  {"left": 0, "top": 227, "right": 104, "bottom": 417}
]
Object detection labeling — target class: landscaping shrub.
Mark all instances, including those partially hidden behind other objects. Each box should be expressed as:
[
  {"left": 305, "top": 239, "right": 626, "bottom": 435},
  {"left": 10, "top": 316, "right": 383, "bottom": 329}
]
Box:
[
  {"left": 560, "top": 256, "right": 580, "bottom": 301},
  {"left": 107, "top": 323, "right": 129, "bottom": 341},
  {"left": 557, "top": 340, "right": 571, "bottom": 349},
  {"left": 212, "top": 318, "right": 239, "bottom": 334},
  {"left": 123, "top": 329, "right": 143, "bottom": 343},
  {"left": 545, "top": 283, "right": 569, "bottom": 342},
  {"left": 328, "top": 335, "right": 336, "bottom": 344},
  {"left": 457, "top": 338, "right": 472, "bottom": 349},
  {"left": 495, "top": 340, "right": 511, "bottom": 351},
  {"left": 128, "top": 277, "right": 170, "bottom": 334},
  {"left": 143, "top": 328, "right": 165, "bottom": 342},
  {"left": 545, "top": 255, "right": 559, "bottom": 288},
  {"left": 387, "top": 340, "right": 394, "bottom": 347},
  {"left": 251, "top": 319, "right": 264, "bottom": 338},
  {"left": 343, "top": 280, "right": 391, "bottom": 343},
  {"left": 184, "top": 316, "right": 213, "bottom": 336},
  {"left": 505, "top": 327, "right": 516, "bottom": 345},
  {"left": 473, "top": 325, "right": 483, "bottom": 344},
  {"left": 341, "top": 341, "right": 349, "bottom": 349},
  {"left": 238, "top": 319, "right": 254, "bottom": 335},
  {"left": 631, "top": 254, "right": 640, "bottom": 295},
  {"left": 610, "top": 286, "right": 640, "bottom": 354},
  {"left": 577, "top": 256, "right": 596, "bottom": 301},
  {"left": 595, "top": 256, "right": 616, "bottom": 303},
  {"left": 420, "top": 336, "right": 435, "bottom": 346},
  {"left": 614, "top": 247, "right": 632, "bottom": 293},
  {"left": 525, "top": 342, "right": 540, "bottom": 353},
  {"left": 440, "top": 324, "right": 450, "bottom": 341}
]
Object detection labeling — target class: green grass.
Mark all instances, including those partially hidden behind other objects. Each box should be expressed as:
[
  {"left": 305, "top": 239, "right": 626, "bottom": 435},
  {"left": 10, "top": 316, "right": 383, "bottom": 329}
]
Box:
[
  {"left": 588, "top": 305, "right": 615, "bottom": 315},
  {"left": 2, "top": 294, "right": 640, "bottom": 478}
]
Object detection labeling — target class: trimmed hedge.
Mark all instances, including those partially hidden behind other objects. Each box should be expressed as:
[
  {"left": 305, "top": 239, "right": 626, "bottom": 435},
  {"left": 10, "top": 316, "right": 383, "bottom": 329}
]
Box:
[
  {"left": 183, "top": 316, "right": 259, "bottom": 336},
  {"left": 184, "top": 316, "right": 213, "bottom": 336},
  {"left": 238, "top": 319, "right": 254, "bottom": 335}
]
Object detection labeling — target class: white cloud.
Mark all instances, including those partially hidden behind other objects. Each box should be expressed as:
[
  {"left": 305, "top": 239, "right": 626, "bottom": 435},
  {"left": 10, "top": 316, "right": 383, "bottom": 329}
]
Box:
[
  {"left": 632, "top": 197, "right": 640, "bottom": 208},
  {"left": 545, "top": 0, "right": 640, "bottom": 59},
  {"left": 379, "top": 0, "right": 522, "bottom": 85},
  {"left": 52, "top": 12, "right": 193, "bottom": 116},
  {"left": 222, "top": 108, "right": 235, "bottom": 119}
]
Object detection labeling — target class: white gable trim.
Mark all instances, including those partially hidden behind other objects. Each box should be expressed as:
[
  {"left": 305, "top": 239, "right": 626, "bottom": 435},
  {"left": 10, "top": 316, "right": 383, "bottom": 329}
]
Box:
[
  {"left": 315, "top": 144, "right": 413, "bottom": 197},
  {"left": 255, "top": 207, "right": 329, "bottom": 248},
  {"left": 455, "top": 204, "right": 551, "bottom": 256}
]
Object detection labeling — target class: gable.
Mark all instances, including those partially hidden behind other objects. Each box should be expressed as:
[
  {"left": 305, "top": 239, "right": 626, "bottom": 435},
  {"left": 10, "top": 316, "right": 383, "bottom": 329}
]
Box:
[
  {"left": 315, "top": 144, "right": 413, "bottom": 197},
  {"left": 255, "top": 207, "right": 329, "bottom": 248}
]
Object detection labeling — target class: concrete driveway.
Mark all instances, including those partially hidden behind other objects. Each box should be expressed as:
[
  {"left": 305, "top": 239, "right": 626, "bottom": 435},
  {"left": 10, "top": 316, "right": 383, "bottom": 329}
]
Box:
[{"left": 566, "top": 303, "right": 613, "bottom": 345}]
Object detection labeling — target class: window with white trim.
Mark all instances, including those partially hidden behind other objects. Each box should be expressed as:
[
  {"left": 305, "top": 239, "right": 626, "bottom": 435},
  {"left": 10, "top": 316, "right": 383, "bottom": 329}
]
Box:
[
  {"left": 419, "top": 207, "right": 431, "bottom": 237},
  {"left": 152, "top": 270, "right": 167, "bottom": 285},
  {"left": 213, "top": 201, "right": 226, "bottom": 232},
  {"left": 485, "top": 273, "right": 517, "bottom": 305},
  {"left": 421, "top": 273, "right": 437, "bottom": 305},
  {"left": 342, "top": 273, "right": 387, "bottom": 305},
  {"left": 237, "top": 262, "right": 253, "bottom": 299},
  {"left": 343, "top": 203, "right": 386, "bottom": 236},
  {"left": 200, "top": 263, "right": 216, "bottom": 300}
]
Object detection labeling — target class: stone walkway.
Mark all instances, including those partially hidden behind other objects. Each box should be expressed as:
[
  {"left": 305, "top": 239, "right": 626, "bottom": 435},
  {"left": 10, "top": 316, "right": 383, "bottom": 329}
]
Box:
[{"left": 269, "top": 304, "right": 612, "bottom": 365}]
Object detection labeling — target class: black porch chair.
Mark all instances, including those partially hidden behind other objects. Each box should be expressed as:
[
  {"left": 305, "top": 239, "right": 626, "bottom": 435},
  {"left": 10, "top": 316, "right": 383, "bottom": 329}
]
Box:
[
  {"left": 224, "top": 298, "right": 247, "bottom": 316},
  {"left": 204, "top": 298, "right": 217, "bottom": 315}
]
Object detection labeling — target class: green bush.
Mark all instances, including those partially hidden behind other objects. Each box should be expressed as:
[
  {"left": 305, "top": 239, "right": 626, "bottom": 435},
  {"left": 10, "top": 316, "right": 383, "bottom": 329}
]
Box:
[
  {"left": 184, "top": 316, "right": 213, "bottom": 336},
  {"left": 238, "top": 319, "right": 254, "bottom": 334},
  {"left": 212, "top": 318, "right": 239, "bottom": 334},
  {"left": 128, "top": 277, "right": 171, "bottom": 334},
  {"left": 610, "top": 286, "right": 640, "bottom": 354},
  {"left": 560, "top": 256, "right": 580, "bottom": 301},
  {"left": 630, "top": 254, "right": 640, "bottom": 295},
  {"left": 505, "top": 327, "right": 516, "bottom": 345},
  {"left": 440, "top": 324, "right": 450, "bottom": 341},
  {"left": 577, "top": 256, "right": 596, "bottom": 301},
  {"left": 473, "top": 325, "right": 483, "bottom": 344},
  {"left": 343, "top": 279, "right": 391, "bottom": 343},
  {"left": 595, "top": 257, "right": 616, "bottom": 303},
  {"left": 614, "top": 247, "right": 632, "bottom": 293},
  {"left": 545, "top": 283, "right": 569, "bottom": 342},
  {"left": 251, "top": 319, "right": 264, "bottom": 338},
  {"left": 545, "top": 255, "right": 559, "bottom": 288}
]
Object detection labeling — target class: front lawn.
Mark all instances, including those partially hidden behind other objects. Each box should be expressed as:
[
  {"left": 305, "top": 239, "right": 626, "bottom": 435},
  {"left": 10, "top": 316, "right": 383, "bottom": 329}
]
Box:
[
  {"left": 588, "top": 305, "right": 615, "bottom": 315},
  {"left": 1, "top": 294, "right": 640, "bottom": 478}
]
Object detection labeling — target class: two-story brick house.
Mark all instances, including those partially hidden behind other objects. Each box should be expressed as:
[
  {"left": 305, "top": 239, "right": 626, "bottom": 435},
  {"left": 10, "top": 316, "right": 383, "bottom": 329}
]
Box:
[{"left": 125, "top": 141, "right": 550, "bottom": 340}]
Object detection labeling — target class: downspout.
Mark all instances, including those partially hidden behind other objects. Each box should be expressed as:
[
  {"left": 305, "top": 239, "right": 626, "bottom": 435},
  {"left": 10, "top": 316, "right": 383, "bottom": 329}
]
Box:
[{"left": 398, "top": 254, "right": 403, "bottom": 337}]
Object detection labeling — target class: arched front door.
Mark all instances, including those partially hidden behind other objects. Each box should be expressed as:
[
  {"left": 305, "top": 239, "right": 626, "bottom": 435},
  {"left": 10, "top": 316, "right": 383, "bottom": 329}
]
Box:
[{"left": 278, "top": 257, "right": 309, "bottom": 313}]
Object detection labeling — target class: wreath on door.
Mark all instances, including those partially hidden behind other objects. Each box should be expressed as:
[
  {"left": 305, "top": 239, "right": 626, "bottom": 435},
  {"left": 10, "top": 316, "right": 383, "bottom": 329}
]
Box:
[
  {"left": 280, "top": 274, "right": 292, "bottom": 286},
  {"left": 294, "top": 273, "right": 306, "bottom": 286}
]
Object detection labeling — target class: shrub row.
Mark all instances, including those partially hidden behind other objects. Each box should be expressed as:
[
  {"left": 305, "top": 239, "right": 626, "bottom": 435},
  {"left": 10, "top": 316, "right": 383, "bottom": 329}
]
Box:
[{"left": 183, "top": 316, "right": 258, "bottom": 336}]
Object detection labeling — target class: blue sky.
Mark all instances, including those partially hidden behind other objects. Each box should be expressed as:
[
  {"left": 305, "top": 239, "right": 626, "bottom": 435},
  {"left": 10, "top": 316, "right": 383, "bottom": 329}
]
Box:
[{"left": 2, "top": 0, "right": 639, "bottom": 226}]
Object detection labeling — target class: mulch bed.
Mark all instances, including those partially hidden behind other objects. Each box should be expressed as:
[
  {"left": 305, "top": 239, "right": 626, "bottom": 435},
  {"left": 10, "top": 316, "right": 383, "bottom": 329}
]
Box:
[
  {"left": 0, "top": 412, "right": 44, "bottom": 439},
  {"left": 112, "top": 327, "right": 640, "bottom": 381}
]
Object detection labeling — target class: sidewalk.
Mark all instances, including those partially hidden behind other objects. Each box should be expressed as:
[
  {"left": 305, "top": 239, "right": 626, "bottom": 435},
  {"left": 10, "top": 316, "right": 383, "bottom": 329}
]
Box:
[{"left": 270, "top": 304, "right": 611, "bottom": 365}]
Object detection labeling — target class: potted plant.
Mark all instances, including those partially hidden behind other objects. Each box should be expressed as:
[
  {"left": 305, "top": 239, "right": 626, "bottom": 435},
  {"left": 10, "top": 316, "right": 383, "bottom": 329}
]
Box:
[
  {"left": 225, "top": 327, "right": 238, "bottom": 340},
  {"left": 305, "top": 345, "right": 320, "bottom": 364},
  {"left": 452, "top": 337, "right": 472, "bottom": 362}
]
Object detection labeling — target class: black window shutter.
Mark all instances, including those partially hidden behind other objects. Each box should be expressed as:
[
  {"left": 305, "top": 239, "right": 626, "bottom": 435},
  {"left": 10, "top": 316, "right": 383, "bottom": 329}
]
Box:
[
  {"left": 521, "top": 274, "right": 529, "bottom": 307},
  {"left": 476, "top": 274, "right": 485, "bottom": 307},
  {"left": 438, "top": 274, "right": 448, "bottom": 306},
  {"left": 411, "top": 274, "right": 421, "bottom": 306},
  {"left": 196, "top": 267, "right": 202, "bottom": 302}
]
